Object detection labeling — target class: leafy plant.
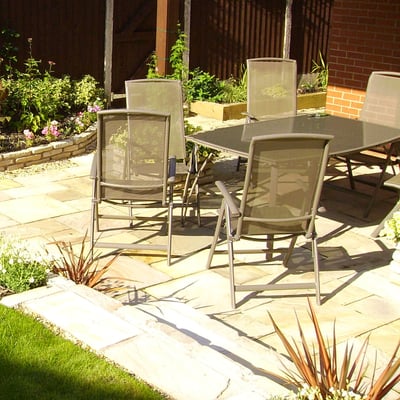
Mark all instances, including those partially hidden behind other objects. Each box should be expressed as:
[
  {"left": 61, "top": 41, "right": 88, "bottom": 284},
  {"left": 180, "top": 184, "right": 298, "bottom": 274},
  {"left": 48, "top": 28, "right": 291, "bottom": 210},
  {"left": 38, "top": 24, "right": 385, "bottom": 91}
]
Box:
[
  {"left": 218, "top": 66, "right": 247, "bottom": 103},
  {"left": 267, "top": 300, "right": 400, "bottom": 399},
  {"left": 312, "top": 51, "right": 329, "bottom": 91},
  {"left": 146, "top": 25, "right": 246, "bottom": 104},
  {"left": 0, "top": 235, "right": 51, "bottom": 294},
  {"left": 379, "top": 211, "right": 400, "bottom": 244},
  {"left": 50, "top": 233, "right": 119, "bottom": 289},
  {"left": 0, "top": 37, "right": 105, "bottom": 137},
  {"left": 0, "top": 28, "right": 20, "bottom": 76},
  {"left": 185, "top": 67, "right": 223, "bottom": 103}
]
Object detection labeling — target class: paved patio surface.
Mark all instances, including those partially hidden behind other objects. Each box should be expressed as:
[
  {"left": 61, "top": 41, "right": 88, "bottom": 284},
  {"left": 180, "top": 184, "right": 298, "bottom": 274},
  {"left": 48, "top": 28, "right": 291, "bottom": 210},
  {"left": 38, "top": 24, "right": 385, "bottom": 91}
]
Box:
[{"left": 1, "top": 115, "right": 400, "bottom": 399}]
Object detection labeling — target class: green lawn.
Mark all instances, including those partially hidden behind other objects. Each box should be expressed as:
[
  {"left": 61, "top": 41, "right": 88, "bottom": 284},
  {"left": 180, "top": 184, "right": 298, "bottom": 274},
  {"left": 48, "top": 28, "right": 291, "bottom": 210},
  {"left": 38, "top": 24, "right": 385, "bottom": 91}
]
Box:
[{"left": 0, "top": 304, "right": 166, "bottom": 400}]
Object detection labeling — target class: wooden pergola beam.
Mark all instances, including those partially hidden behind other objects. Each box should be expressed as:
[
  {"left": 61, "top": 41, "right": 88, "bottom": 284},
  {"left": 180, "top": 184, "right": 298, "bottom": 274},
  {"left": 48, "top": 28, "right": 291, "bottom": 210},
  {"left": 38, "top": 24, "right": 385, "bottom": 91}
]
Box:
[{"left": 156, "top": 0, "right": 180, "bottom": 76}]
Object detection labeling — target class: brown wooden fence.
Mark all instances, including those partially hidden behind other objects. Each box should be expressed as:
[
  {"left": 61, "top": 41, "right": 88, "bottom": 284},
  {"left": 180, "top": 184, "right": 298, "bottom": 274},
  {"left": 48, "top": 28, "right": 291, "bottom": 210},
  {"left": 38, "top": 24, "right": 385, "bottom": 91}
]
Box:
[{"left": 0, "top": 0, "right": 332, "bottom": 95}]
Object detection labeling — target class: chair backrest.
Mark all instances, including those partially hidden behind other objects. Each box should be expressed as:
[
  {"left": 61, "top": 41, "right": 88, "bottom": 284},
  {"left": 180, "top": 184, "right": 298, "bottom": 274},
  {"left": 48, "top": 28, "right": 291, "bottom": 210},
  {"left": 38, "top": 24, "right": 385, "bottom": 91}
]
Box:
[
  {"left": 360, "top": 71, "right": 400, "bottom": 128},
  {"left": 246, "top": 58, "right": 297, "bottom": 121},
  {"left": 95, "top": 109, "right": 171, "bottom": 204},
  {"left": 237, "top": 133, "right": 331, "bottom": 238},
  {"left": 125, "top": 79, "right": 186, "bottom": 160}
]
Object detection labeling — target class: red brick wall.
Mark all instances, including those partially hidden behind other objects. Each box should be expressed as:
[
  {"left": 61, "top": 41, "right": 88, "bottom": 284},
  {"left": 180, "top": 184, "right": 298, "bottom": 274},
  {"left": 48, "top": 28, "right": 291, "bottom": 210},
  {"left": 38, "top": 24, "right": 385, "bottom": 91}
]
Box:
[{"left": 326, "top": 0, "right": 400, "bottom": 118}]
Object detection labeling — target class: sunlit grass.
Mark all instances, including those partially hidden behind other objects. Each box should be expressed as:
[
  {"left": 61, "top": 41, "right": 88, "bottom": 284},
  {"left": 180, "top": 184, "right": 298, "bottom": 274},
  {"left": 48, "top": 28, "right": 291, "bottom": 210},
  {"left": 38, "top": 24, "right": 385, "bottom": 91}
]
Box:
[{"left": 0, "top": 305, "right": 166, "bottom": 400}]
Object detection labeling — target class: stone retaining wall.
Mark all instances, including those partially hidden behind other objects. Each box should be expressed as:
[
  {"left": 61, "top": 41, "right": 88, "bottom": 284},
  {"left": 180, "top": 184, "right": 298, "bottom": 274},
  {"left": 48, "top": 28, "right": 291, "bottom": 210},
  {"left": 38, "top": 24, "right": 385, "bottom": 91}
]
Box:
[{"left": 0, "top": 125, "right": 97, "bottom": 172}]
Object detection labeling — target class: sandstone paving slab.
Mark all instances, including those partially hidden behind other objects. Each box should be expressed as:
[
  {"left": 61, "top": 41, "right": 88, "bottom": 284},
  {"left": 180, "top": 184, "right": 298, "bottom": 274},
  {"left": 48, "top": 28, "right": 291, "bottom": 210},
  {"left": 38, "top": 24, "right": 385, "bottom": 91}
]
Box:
[
  {"left": 0, "top": 177, "right": 21, "bottom": 190},
  {"left": 351, "top": 267, "right": 400, "bottom": 302},
  {"left": 320, "top": 277, "right": 373, "bottom": 305},
  {"left": 144, "top": 270, "right": 235, "bottom": 312},
  {"left": 107, "top": 300, "right": 289, "bottom": 400},
  {"left": 152, "top": 247, "right": 213, "bottom": 278},
  {"left": 20, "top": 290, "right": 143, "bottom": 351},
  {"left": 345, "top": 294, "right": 400, "bottom": 325},
  {"left": 0, "top": 219, "right": 79, "bottom": 246},
  {"left": 100, "top": 254, "right": 171, "bottom": 294},
  {"left": 2, "top": 182, "right": 68, "bottom": 199},
  {"left": 0, "top": 284, "right": 64, "bottom": 308},
  {"left": 0, "top": 195, "right": 76, "bottom": 223},
  {"left": 0, "top": 214, "right": 19, "bottom": 228},
  {"left": 103, "top": 331, "right": 266, "bottom": 400},
  {"left": 53, "top": 210, "right": 93, "bottom": 235}
]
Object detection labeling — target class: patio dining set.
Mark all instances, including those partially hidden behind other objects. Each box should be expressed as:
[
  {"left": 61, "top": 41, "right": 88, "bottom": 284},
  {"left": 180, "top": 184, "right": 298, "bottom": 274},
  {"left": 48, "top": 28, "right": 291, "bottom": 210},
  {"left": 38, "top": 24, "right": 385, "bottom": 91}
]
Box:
[{"left": 89, "top": 58, "right": 400, "bottom": 309}]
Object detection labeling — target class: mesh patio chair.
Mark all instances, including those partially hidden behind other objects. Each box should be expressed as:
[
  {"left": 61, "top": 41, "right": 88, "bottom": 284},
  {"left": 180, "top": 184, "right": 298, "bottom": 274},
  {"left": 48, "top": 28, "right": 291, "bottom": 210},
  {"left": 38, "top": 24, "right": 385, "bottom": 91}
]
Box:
[
  {"left": 343, "top": 71, "right": 400, "bottom": 217},
  {"left": 90, "top": 109, "right": 176, "bottom": 265},
  {"left": 125, "top": 79, "right": 208, "bottom": 225},
  {"left": 246, "top": 57, "right": 297, "bottom": 122},
  {"left": 206, "top": 133, "right": 332, "bottom": 309},
  {"left": 237, "top": 57, "right": 297, "bottom": 169}
]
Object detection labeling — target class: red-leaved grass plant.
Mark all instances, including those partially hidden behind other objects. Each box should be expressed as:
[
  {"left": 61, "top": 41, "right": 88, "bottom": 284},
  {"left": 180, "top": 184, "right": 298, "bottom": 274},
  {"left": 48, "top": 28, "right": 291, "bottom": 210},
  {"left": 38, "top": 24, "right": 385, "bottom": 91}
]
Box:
[
  {"left": 49, "top": 233, "right": 119, "bottom": 289},
  {"left": 268, "top": 299, "right": 400, "bottom": 400}
]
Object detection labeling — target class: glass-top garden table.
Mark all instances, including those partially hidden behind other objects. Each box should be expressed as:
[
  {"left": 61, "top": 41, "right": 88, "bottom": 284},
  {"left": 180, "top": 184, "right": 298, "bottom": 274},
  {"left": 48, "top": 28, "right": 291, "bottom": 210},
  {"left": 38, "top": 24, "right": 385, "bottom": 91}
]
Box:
[
  {"left": 187, "top": 114, "right": 400, "bottom": 158},
  {"left": 187, "top": 113, "right": 400, "bottom": 217}
]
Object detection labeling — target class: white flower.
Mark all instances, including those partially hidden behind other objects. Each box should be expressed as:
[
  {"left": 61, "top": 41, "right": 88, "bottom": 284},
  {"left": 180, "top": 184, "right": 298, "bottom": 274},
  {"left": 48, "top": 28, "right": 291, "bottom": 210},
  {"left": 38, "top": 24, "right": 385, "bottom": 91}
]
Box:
[{"left": 28, "top": 277, "right": 35, "bottom": 283}]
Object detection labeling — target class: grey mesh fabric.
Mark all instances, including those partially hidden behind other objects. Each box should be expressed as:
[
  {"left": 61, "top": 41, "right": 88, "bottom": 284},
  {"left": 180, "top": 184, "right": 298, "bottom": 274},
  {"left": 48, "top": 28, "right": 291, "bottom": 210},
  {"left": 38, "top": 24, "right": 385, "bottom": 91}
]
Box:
[
  {"left": 344, "top": 71, "right": 400, "bottom": 217},
  {"left": 206, "top": 133, "right": 332, "bottom": 308},
  {"left": 125, "top": 79, "right": 203, "bottom": 225},
  {"left": 246, "top": 58, "right": 297, "bottom": 121},
  {"left": 90, "top": 109, "right": 175, "bottom": 265},
  {"left": 237, "top": 57, "right": 297, "bottom": 170},
  {"left": 125, "top": 79, "right": 186, "bottom": 160}
]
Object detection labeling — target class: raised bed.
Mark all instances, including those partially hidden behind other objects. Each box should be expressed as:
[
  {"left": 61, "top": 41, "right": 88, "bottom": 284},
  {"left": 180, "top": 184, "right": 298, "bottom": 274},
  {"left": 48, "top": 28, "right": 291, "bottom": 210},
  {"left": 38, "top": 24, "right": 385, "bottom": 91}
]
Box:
[
  {"left": 0, "top": 124, "right": 96, "bottom": 172},
  {"left": 190, "top": 91, "right": 327, "bottom": 121}
]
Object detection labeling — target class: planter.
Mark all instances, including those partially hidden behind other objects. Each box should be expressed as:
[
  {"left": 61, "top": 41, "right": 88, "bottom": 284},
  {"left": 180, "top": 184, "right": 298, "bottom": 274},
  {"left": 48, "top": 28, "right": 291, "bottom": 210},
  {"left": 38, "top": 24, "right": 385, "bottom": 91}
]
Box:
[
  {"left": 190, "top": 101, "right": 247, "bottom": 121},
  {"left": 190, "top": 91, "right": 327, "bottom": 121},
  {"left": 0, "top": 124, "right": 97, "bottom": 172},
  {"left": 297, "top": 91, "right": 327, "bottom": 110}
]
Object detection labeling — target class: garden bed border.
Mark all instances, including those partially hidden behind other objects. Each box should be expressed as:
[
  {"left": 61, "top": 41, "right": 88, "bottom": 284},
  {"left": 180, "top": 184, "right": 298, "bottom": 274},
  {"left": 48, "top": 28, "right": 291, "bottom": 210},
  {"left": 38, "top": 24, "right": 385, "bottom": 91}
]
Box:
[{"left": 0, "top": 124, "right": 97, "bottom": 172}]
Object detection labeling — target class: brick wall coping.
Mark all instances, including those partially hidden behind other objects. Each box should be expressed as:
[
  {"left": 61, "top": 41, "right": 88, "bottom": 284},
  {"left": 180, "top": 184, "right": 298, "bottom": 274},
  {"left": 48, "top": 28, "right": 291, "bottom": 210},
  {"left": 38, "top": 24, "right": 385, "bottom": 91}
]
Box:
[{"left": 0, "top": 124, "right": 97, "bottom": 172}]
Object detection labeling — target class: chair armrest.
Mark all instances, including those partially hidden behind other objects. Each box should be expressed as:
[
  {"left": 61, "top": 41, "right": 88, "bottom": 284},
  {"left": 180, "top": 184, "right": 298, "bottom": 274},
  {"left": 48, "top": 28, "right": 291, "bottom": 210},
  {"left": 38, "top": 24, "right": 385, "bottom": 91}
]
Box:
[
  {"left": 216, "top": 181, "right": 240, "bottom": 217},
  {"left": 168, "top": 156, "right": 176, "bottom": 184},
  {"left": 241, "top": 111, "right": 258, "bottom": 122}
]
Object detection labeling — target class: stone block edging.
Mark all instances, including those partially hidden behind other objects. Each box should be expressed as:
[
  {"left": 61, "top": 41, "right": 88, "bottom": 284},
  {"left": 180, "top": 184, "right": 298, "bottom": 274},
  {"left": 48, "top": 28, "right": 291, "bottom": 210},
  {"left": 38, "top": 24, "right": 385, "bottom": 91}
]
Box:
[{"left": 0, "top": 124, "right": 97, "bottom": 172}]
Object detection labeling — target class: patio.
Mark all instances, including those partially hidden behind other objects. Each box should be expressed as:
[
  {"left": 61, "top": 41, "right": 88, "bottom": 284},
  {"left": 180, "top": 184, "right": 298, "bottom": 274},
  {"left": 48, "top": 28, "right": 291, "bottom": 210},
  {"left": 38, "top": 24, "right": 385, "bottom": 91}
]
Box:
[{"left": 1, "top": 114, "right": 400, "bottom": 399}]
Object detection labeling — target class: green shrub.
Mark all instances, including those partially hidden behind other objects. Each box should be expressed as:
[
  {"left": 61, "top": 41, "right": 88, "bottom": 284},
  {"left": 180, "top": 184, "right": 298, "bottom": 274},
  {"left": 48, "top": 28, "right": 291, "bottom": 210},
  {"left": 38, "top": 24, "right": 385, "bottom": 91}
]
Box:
[
  {"left": 0, "top": 235, "right": 52, "bottom": 294},
  {"left": 0, "top": 37, "right": 105, "bottom": 138},
  {"left": 146, "top": 26, "right": 246, "bottom": 104}
]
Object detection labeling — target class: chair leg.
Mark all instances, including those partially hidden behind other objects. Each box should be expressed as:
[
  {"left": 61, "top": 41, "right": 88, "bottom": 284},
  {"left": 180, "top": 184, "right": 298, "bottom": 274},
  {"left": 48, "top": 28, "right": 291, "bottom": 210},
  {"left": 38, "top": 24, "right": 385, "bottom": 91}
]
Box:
[
  {"left": 311, "top": 235, "right": 321, "bottom": 305},
  {"left": 205, "top": 202, "right": 225, "bottom": 269},
  {"left": 167, "top": 198, "right": 174, "bottom": 266},
  {"left": 363, "top": 151, "right": 394, "bottom": 218},
  {"left": 266, "top": 234, "right": 274, "bottom": 261},
  {"left": 224, "top": 205, "right": 237, "bottom": 309},
  {"left": 345, "top": 156, "right": 356, "bottom": 190},
  {"left": 283, "top": 236, "right": 297, "bottom": 267}
]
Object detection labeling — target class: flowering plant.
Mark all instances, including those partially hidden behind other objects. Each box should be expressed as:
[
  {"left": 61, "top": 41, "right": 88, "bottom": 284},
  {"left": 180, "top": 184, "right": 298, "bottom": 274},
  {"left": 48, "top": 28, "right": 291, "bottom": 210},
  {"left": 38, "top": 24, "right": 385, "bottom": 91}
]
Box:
[
  {"left": 380, "top": 211, "right": 400, "bottom": 243},
  {"left": 0, "top": 235, "right": 53, "bottom": 294},
  {"left": 41, "top": 120, "right": 61, "bottom": 141}
]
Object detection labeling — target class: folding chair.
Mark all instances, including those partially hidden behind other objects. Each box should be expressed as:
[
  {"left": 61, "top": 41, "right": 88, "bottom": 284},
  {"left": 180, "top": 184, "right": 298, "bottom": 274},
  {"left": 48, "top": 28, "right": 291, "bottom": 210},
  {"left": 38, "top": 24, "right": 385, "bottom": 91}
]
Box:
[
  {"left": 207, "top": 133, "right": 332, "bottom": 308},
  {"left": 343, "top": 71, "right": 400, "bottom": 217},
  {"left": 237, "top": 57, "right": 297, "bottom": 170},
  {"left": 90, "top": 109, "right": 176, "bottom": 265},
  {"left": 125, "top": 79, "right": 207, "bottom": 225}
]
